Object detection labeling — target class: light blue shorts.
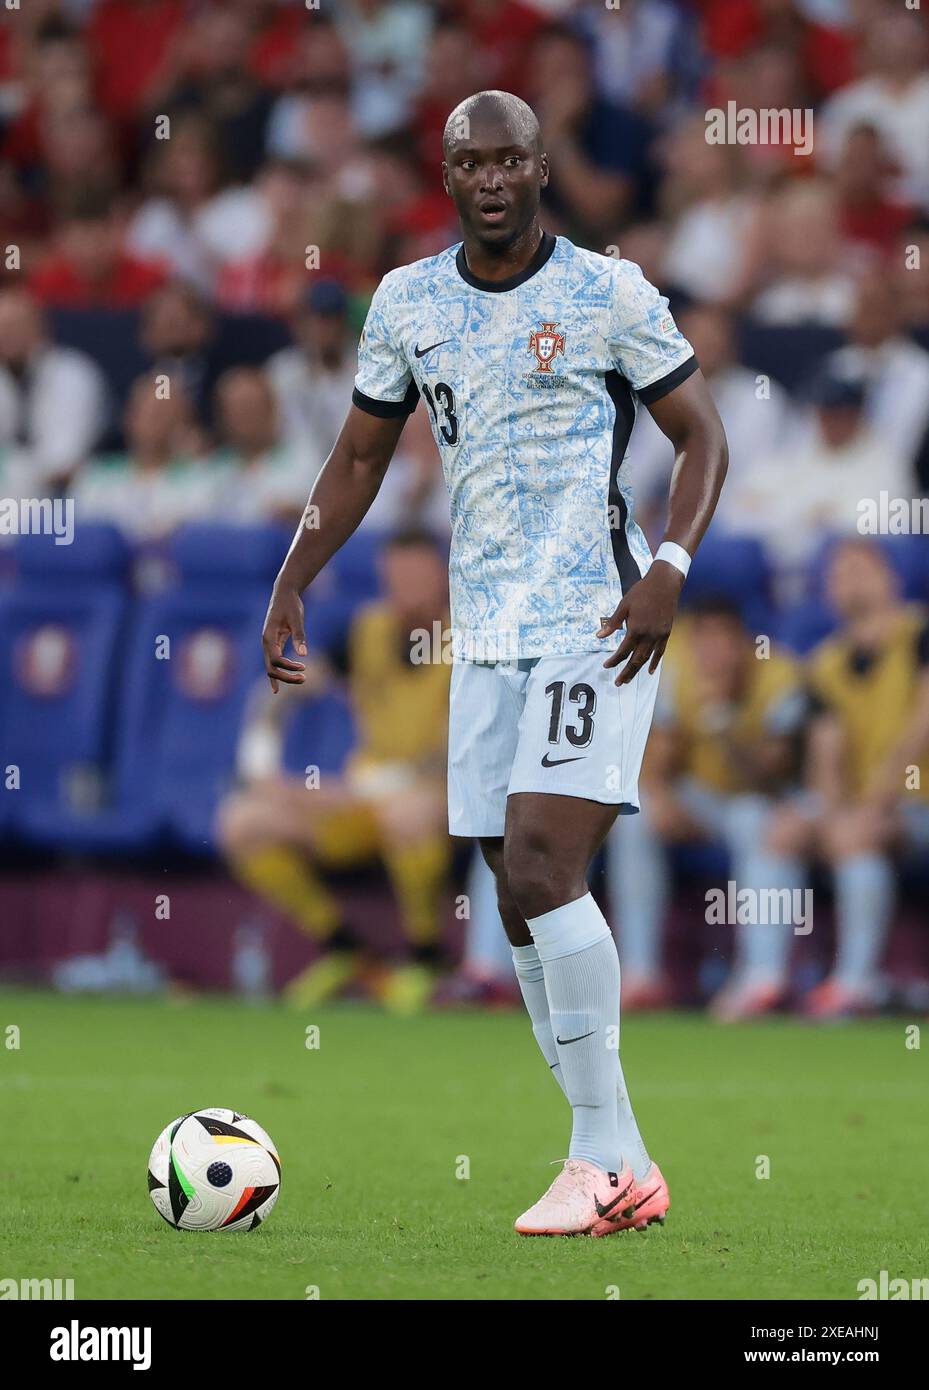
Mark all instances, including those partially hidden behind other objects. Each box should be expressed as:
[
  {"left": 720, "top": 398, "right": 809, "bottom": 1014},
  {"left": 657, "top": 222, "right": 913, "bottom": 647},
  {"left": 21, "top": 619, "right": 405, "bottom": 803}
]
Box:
[{"left": 447, "top": 652, "right": 662, "bottom": 838}]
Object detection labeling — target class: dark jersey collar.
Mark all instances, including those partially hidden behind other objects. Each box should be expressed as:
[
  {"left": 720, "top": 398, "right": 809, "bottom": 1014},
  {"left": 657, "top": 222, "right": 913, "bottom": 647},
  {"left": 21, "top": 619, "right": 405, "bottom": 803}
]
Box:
[{"left": 455, "top": 230, "right": 557, "bottom": 293}]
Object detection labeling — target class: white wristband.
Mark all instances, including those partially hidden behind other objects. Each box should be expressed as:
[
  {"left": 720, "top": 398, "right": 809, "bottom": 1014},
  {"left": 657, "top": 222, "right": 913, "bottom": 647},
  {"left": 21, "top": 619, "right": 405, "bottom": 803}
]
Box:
[{"left": 655, "top": 541, "right": 692, "bottom": 579}]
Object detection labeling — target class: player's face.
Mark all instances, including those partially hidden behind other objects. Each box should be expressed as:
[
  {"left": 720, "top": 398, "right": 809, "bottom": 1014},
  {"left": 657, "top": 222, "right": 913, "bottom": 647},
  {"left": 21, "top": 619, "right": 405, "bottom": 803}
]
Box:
[{"left": 443, "top": 124, "right": 547, "bottom": 247}]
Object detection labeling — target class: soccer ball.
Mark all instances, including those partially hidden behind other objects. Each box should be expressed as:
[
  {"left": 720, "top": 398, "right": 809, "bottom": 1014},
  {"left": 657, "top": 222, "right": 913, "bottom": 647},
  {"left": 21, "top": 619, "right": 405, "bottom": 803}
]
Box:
[{"left": 147, "top": 1108, "right": 281, "bottom": 1232}]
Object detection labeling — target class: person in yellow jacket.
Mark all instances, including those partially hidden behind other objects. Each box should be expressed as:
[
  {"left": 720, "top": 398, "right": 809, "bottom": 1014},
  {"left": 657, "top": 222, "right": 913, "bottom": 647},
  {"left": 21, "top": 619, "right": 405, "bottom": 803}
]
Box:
[
  {"left": 766, "top": 538, "right": 929, "bottom": 1018},
  {"left": 607, "top": 594, "right": 808, "bottom": 1020},
  {"left": 218, "top": 528, "right": 452, "bottom": 1012}
]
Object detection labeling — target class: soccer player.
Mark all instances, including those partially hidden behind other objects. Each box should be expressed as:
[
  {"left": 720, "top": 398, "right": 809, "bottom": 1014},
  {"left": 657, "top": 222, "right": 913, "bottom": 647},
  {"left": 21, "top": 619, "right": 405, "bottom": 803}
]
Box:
[{"left": 262, "top": 91, "right": 728, "bottom": 1236}]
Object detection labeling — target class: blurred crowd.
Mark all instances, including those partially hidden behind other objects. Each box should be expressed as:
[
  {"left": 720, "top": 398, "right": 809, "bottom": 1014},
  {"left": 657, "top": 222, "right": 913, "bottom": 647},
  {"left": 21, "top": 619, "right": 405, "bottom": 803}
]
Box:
[
  {"left": 0, "top": 0, "right": 927, "bottom": 555},
  {"left": 1, "top": 0, "right": 928, "bottom": 1013}
]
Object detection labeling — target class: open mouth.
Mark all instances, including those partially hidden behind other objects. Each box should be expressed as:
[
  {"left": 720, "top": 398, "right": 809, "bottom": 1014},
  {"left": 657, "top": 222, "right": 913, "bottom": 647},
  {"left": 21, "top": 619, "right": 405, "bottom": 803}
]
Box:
[{"left": 478, "top": 200, "right": 507, "bottom": 223}]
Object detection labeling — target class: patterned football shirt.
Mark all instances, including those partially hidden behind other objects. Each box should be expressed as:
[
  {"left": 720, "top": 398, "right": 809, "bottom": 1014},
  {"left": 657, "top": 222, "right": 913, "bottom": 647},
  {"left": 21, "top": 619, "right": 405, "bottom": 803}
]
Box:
[{"left": 353, "top": 231, "right": 696, "bottom": 660}]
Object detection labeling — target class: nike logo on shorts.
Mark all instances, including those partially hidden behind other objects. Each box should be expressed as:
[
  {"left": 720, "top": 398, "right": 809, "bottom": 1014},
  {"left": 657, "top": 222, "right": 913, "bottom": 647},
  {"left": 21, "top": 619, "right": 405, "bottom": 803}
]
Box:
[{"left": 541, "top": 753, "right": 584, "bottom": 768}]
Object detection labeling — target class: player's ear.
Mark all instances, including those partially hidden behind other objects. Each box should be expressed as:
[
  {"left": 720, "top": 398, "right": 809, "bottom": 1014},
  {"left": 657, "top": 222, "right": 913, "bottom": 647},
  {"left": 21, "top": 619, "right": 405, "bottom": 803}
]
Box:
[
  {"left": 539, "top": 152, "right": 549, "bottom": 188},
  {"left": 441, "top": 160, "right": 450, "bottom": 196}
]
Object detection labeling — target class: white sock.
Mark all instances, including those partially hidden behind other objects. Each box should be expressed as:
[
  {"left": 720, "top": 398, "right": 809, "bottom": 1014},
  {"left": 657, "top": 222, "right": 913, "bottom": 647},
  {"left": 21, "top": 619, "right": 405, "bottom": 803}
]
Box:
[
  {"left": 514, "top": 917, "right": 652, "bottom": 1180},
  {"left": 529, "top": 893, "right": 623, "bottom": 1174},
  {"left": 512, "top": 943, "right": 567, "bottom": 1097},
  {"left": 616, "top": 1059, "right": 651, "bottom": 1181}
]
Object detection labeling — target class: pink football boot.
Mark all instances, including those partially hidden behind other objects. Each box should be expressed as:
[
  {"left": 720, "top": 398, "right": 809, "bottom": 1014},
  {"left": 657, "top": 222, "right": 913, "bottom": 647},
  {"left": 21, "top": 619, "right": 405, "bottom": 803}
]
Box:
[
  {"left": 515, "top": 1158, "right": 636, "bottom": 1237},
  {"left": 594, "top": 1161, "right": 670, "bottom": 1234}
]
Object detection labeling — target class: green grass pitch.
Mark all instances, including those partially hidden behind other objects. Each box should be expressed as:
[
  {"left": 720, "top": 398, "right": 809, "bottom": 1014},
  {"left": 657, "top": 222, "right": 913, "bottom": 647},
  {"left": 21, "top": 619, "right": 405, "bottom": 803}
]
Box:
[{"left": 1, "top": 989, "right": 925, "bottom": 1301}]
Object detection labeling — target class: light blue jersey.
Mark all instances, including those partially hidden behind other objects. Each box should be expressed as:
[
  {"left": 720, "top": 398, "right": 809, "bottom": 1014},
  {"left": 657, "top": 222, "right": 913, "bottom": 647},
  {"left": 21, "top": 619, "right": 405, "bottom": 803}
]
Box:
[{"left": 353, "top": 232, "right": 696, "bottom": 660}]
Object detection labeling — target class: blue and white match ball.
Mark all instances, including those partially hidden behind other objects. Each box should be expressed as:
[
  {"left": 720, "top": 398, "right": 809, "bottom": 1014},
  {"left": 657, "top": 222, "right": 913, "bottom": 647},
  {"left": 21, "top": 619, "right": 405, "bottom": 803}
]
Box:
[{"left": 147, "top": 1108, "right": 281, "bottom": 1232}]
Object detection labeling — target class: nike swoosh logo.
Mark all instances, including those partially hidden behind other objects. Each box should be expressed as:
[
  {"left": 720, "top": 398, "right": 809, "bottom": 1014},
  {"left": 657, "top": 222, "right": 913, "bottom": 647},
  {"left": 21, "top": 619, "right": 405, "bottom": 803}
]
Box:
[
  {"left": 414, "top": 339, "right": 453, "bottom": 358},
  {"left": 594, "top": 1182, "right": 636, "bottom": 1219},
  {"left": 632, "top": 1185, "right": 662, "bottom": 1210},
  {"left": 541, "top": 753, "right": 584, "bottom": 768},
  {"left": 555, "top": 1030, "right": 595, "bottom": 1045}
]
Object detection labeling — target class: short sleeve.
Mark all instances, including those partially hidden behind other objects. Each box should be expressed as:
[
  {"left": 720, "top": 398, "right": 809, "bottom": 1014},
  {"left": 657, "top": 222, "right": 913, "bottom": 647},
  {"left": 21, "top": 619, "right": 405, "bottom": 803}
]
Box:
[
  {"left": 609, "top": 260, "right": 697, "bottom": 405},
  {"left": 352, "top": 275, "right": 419, "bottom": 419}
]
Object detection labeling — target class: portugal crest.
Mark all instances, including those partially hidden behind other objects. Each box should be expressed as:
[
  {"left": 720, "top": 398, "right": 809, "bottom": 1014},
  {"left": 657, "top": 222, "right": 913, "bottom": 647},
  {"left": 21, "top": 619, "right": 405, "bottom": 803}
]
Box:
[{"left": 528, "top": 321, "right": 566, "bottom": 373}]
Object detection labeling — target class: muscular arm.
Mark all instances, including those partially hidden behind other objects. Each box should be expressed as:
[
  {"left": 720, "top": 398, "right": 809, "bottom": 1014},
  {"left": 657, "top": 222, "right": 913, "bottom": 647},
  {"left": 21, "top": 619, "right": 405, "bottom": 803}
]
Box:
[
  {"left": 262, "top": 404, "right": 408, "bottom": 690},
  {"left": 601, "top": 370, "right": 728, "bottom": 684}
]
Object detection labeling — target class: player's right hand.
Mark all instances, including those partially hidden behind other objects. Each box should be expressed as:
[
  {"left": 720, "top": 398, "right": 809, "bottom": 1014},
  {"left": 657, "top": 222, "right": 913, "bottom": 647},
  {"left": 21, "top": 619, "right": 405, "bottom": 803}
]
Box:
[{"left": 262, "top": 585, "right": 307, "bottom": 692}]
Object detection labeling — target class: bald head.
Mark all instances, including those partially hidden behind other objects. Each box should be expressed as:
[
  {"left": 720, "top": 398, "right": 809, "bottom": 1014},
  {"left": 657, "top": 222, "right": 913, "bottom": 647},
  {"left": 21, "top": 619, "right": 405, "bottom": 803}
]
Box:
[
  {"left": 442, "top": 90, "right": 547, "bottom": 253},
  {"left": 443, "top": 90, "right": 542, "bottom": 160}
]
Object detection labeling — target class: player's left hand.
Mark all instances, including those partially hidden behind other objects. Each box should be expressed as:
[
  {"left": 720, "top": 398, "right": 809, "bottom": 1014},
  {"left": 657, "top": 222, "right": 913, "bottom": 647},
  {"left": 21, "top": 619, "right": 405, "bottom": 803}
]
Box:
[{"left": 598, "top": 560, "right": 685, "bottom": 686}]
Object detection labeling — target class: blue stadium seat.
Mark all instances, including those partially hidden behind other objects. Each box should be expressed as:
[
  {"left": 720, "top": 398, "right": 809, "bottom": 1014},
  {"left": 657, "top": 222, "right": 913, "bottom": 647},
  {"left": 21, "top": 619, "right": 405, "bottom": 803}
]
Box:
[
  {"left": 774, "top": 602, "right": 837, "bottom": 656},
  {"left": 172, "top": 522, "right": 291, "bottom": 594},
  {"left": 15, "top": 522, "right": 132, "bottom": 591},
  {"left": 19, "top": 587, "right": 267, "bottom": 855},
  {"left": 0, "top": 587, "right": 126, "bottom": 842},
  {"left": 679, "top": 531, "right": 772, "bottom": 631},
  {"left": 326, "top": 529, "right": 385, "bottom": 598}
]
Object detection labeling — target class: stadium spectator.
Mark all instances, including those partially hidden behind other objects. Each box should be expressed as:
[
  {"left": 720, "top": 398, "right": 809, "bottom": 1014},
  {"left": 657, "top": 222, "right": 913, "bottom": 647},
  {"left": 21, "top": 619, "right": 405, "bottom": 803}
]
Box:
[
  {"left": 766, "top": 539, "right": 929, "bottom": 1018},
  {"left": 408, "top": 20, "right": 487, "bottom": 182},
  {"left": 525, "top": 23, "right": 655, "bottom": 240},
  {"left": 72, "top": 371, "right": 211, "bottom": 542},
  {"left": 151, "top": 6, "right": 275, "bottom": 182},
  {"left": 128, "top": 115, "right": 270, "bottom": 295},
  {"left": 574, "top": 0, "right": 701, "bottom": 124},
  {"left": 213, "top": 158, "right": 356, "bottom": 315},
  {"left": 1, "top": 18, "right": 97, "bottom": 183},
  {"left": 726, "top": 364, "right": 912, "bottom": 592},
  {"left": 819, "top": 9, "right": 929, "bottom": 215},
  {"left": 29, "top": 191, "right": 168, "bottom": 309},
  {"left": 37, "top": 107, "right": 121, "bottom": 224},
  {"left": 833, "top": 124, "right": 915, "bottom": 257},
  {"left": 207, "top": 366, "right": 316, "bottom": 525},
  {"left": 658, "top": 116, "right": 757, "bottom": 304},
  {"left": 138, "top": 280, "right": 219, "bottom": 432},
  {"left": 217, "top": 527, "right": 453, "bottom": 1013},
  {"left": 267, "top": 276, "right": 447, "bottom": 533},
  {"left": 237, "top": 0, "right": 309, "bottom": 92},
  {"left": 892, "top": 219, "right": 929, "bottom": 337},
  {"left": 87, "top": 0, "right": 187, "bottom": 124},
  {"left": 606, "top": 596, "right": 808, "bottom": 1019},
  {"left": 266, "top": 278, "right": 356, "bottom": 459},
  {"left": 627, "top": 302, "right": 797, "bottom": 534},
  {"left": 457, "top": 0, "right": 545, "bottom": 97},
  {"left": 334, "top": 0, "right": 433, "bottom": 138},
  {"left": 824, "top": 269, "right": 929, "bottom": 485},
  {"left": 0, "top": 285, "right": 108, "bottom": 489},
  {"left": 745, "top": 179, "right": 856, "bottom": 327}
]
